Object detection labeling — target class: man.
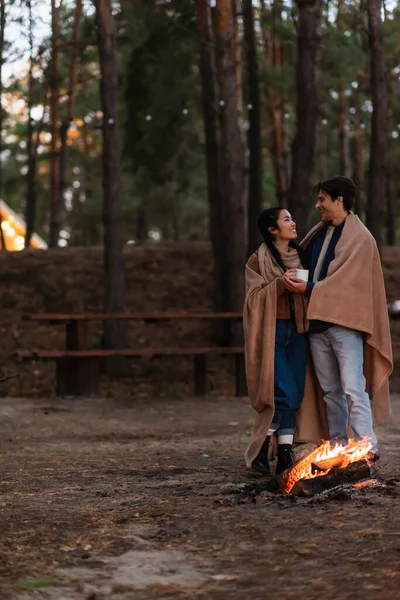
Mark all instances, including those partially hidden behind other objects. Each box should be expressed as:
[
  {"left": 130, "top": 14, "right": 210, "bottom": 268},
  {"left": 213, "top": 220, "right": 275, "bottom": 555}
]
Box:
[{"left": 284, "top": 176, "right": 393, "bottom": 458}]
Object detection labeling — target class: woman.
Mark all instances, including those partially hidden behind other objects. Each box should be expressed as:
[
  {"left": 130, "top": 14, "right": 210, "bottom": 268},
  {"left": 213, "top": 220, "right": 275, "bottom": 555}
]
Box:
[{"left": 244, "top": 207, "right": 326, "bottom": 476}]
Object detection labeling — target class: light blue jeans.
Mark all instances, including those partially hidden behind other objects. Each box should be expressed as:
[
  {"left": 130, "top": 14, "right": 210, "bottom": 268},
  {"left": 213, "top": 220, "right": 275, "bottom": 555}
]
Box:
[{"left": 309, "top": 325, "right": 377, "bottom": 452}]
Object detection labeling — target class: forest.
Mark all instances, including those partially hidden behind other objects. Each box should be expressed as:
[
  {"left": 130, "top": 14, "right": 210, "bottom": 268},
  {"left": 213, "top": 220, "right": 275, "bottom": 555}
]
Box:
[
  {"left": 0, "top": 0, "right": 398, "bottom": 248},
  {"left": 0, "top": 5, "right": 399, "bottom": 596}
]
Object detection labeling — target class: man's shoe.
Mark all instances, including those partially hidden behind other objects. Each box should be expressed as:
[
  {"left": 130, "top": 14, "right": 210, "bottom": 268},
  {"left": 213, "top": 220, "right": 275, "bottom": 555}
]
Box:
[
  {"left": 251, "top": 435, "right": 271, "bottom": 475},
  {"left": 276, "top": 444, "right": 295, "bottom": 476}
]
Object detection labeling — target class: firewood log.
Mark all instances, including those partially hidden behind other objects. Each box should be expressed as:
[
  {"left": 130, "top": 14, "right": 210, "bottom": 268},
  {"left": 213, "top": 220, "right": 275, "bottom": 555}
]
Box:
[{"left": 290, "top": 460, "right": 371, "bottom": 497}]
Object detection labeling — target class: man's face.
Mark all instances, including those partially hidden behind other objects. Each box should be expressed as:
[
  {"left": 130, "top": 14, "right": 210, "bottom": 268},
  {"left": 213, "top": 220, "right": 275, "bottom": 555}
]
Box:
[{"left": 315, "top": 190, "right": 343, "bottom": 223}]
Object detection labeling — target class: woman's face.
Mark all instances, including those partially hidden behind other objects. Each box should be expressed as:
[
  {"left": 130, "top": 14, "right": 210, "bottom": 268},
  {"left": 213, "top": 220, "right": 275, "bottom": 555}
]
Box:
[{"left": 269, "top": 210, "right": 297, "bottom": 242}]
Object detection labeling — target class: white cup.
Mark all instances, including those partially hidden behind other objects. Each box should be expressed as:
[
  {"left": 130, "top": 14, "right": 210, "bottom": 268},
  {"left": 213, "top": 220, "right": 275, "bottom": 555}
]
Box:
[{"left": 295, "top": 269, "right": 309, "bottom": 282}]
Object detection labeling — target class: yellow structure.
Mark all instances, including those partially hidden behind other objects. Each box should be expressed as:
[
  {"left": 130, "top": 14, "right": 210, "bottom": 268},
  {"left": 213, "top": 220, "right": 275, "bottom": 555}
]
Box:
[{"left": 0, "top": 200, "right": 47, "bottom": 250}]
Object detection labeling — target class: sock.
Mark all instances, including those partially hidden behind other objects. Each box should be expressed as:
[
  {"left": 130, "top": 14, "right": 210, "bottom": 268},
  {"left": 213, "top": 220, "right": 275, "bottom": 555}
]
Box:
[
  {"left": 278, "top": 434, "right": 293, "bottom": 445},
  {"left": 267, "top": 428, "right": 277, "bottom": 436}
]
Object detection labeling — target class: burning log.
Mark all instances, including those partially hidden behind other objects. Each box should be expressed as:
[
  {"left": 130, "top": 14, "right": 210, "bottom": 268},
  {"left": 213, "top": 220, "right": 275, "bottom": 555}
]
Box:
[
  {"left": 278, "top": 438, "right": 373, "bottom": 495},
  {"left": 290, "top": 460, "right": 371, "bottom": 497},
  {"left": 311, "top": 455, "right": 347, "bottom": 473}
]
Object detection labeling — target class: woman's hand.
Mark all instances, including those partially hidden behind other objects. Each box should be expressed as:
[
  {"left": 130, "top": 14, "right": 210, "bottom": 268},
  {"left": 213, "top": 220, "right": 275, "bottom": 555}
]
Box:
[
  {"left": 285, "top": 268, "right": 297, "bottom": 278},
  {"left": 283, "top": 271, "right": 307, "bottom": 294}
]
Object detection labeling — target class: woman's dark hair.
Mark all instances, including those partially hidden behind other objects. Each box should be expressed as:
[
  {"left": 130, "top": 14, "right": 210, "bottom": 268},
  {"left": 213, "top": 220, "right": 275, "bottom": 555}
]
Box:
[
  {"left": 313, "top": 176, "right": 356, "bottom": 212},
  {"left": 258, "top": 207, "right": 306, "bottom": 271}
]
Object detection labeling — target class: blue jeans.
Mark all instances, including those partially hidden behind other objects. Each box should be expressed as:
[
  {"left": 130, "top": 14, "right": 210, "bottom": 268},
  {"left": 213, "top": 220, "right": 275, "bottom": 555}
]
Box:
[
  {"left": 271, "top": 319, "right": 307, "bottom": 435},
  {"left": 309, "top": 325, "right": 377, "bottom": 451}
]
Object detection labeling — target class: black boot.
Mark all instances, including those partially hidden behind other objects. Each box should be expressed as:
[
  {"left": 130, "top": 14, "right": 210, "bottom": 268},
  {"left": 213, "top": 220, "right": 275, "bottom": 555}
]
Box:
[
  {"left": 275, "top": 444, "right": 295, "bottom": 476},
  {"left": 252, "top": 435, "right": 271, "bottom": 475}
]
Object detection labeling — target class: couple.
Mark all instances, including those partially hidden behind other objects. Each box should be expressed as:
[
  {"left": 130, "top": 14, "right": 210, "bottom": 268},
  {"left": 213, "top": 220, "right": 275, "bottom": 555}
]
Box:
[{"left": 244, "top": 176, "right": 393, "bottom": 476}]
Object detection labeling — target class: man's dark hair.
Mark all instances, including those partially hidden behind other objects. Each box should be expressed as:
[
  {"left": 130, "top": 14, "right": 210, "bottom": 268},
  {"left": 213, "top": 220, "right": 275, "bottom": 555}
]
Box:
[{"left": 313, "top": 176, "right": 356, "bottom": 212}]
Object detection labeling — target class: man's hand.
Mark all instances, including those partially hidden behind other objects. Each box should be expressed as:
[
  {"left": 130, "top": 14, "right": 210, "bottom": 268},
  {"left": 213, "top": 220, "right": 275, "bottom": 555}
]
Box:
[{"left": 283, "top": 271, "right": 307, "bottom": 294}]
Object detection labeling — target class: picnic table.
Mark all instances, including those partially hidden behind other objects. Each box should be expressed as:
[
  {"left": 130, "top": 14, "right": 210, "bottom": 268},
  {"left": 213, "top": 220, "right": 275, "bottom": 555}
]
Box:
[{"left": 18, "top": 312, "right": 246, "bottom": 397}]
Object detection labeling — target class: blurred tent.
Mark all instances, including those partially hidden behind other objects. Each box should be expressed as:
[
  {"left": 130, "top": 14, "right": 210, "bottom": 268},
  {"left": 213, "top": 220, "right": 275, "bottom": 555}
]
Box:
[{"left": 0, "top": 200, "right": 47, "bottom": 250}]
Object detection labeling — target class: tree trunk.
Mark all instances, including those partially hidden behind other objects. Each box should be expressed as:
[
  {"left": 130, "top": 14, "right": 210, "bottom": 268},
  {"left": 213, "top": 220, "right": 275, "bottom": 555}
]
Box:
[
  {"left": 231, "top": 0, "right": 247, "bottom": 233},
  {"left": 243, "top": 0, "right": 262, "bottom": 256},
  {"left": 337, "top": 0, "right": 350, "bottom": 177},
  {"left": 0, "top": 0, "right": 7, "bottom": 250},
  {"left": 25, "top": 0, "right": 36, "bottom": 248},
  {"left": 135, "top": 202, "right": 148, "bottom": 242},
  {"left": 94, "top": 0, "right": 126, "bottom": 368},
  {"left": 289, "top": 0, "right": 322, "bottom": 237},
  {"left": 351, "top": 71, "right": 366, "bottom": 219},
  {"left": 58, "top": 0, "right": 83, "bottom": 229},
  {"left": 366, "top": 0, "right": 387, "bottom": 250},
  {"left": 195, "top": 0, "right": 228, "bottom": 343},
  {"left": 214, "top": 0, "right": 246, "bottom": 345},
  {"left": 386, "top": 169, "right": 396, "bottom": 245},
  {"left": 232, "top": 0, "right": 244, "bottom": 132},
  {"left": 49, "top": 0, "right": 61, "bottom": 247},
  {"left": 261, "top": 0, "right": 289, "bottom": 207},
  {"left": 337, "top": 88, "right": 350, "bottom": 177},
  {"left": 352, "top": 114, "right": 365, "bottom": 220},
  {"left": 0, "top": 0, "right": 4, "bottom": 198},
  {"left": 318, "top": 114, "right": 328, "bottom": 180}
]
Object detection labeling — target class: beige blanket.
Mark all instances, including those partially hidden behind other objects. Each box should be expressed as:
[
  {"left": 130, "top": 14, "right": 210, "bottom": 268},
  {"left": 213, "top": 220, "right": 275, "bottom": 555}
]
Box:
[
  {"left": 243, "top": 243, "right": 328, "bottom": 467},
  {"left": 301, "top": 212, "right": 393, "bottom": 421}
]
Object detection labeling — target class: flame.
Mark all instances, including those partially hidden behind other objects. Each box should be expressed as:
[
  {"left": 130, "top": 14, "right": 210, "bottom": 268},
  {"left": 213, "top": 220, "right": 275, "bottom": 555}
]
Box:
[{"left": 284, "top": 438, "right": 373, "bottom": 494}]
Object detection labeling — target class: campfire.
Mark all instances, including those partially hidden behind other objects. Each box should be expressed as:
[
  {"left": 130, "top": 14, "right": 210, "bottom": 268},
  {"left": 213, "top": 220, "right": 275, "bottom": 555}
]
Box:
[{"left": 278, "top": 438, "right": 374, "bottom": 497}]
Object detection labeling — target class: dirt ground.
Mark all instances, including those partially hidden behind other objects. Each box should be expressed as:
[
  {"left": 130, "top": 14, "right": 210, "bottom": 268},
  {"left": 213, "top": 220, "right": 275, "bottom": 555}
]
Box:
[{"left": 1, "top": 393, "right": 399, "bottom": 600}]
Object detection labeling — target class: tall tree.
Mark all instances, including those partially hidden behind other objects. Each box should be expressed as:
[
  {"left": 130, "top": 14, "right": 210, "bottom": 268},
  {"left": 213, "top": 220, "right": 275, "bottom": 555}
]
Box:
[
  {"left": 25, "top": 0, "right": 37, "bottom": 247},
  {"left": 366, "top": 0, "right": 387, "bottom": 249},
  {"left": 317, "top": 114, "right": 328, "bottom": 180},
  {"left": 232, "top": 0, "right": 244, "bottom": 132},
  {"left": 0, "top": 0, "right": 4, "bottom": 196},
  {"left": 195, "top": 0, "right": 224, "bottom": 317},
  {"left": 243, "top": 0, "right": 263, "bottom": 256},
  {"left": 58, "top": 0, "right": 83, "bottom": 227},
  {"left": 386, "top": 168, "right": 396, "bottom": 245},
  {"left": 289, "top": 0, "right": 322, "bottom": 236},
  {"left": 0, "top": 0, "right": 7, "bottom": 250},
  {"left": 93, "top": 0, "right": 126, "bottom": 363},
  {"left": 49, "top": 0, "right": 61, "bottom": 247},
  {"left": 336, "top": 0, "right": 350, "bottom": 177},
  {"left": 261, "top": 0, "right": 289, "bottom": 207},
  {"left": 351, "top": 72, "right": 366, "bottom": 220},
  {"left": 214, "top": 0, "right": 246, "bottom": 344}
]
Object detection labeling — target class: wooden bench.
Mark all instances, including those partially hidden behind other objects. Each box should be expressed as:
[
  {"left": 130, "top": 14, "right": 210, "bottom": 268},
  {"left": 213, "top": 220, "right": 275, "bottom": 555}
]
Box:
[
  {"left": 19, "top": 308, "right": 399, "bottom": 397},
  {"left": 18, "top": 312, "right": 246, "bottom": 397}
]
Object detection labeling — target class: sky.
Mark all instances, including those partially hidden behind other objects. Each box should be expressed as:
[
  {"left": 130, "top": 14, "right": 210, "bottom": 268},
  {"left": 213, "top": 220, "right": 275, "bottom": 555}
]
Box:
[
  {"left": 2, "top": 0, "right": 398, "bottom": 83},
  {"left": 3, "top": 1, "right": 50, "bottom": 82},
  {"left": 2, "top": 0, "right": 93, "bottom": 82}
]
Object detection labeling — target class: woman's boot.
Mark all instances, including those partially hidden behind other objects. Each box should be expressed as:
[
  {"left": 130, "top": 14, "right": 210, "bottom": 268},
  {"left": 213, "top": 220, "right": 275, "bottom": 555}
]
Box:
[
  {"left": 275, "top": 444, "right": 295, "bottom": 476},
  {"left": 252, "top": 435, "right": 271, "bottom": 474}
]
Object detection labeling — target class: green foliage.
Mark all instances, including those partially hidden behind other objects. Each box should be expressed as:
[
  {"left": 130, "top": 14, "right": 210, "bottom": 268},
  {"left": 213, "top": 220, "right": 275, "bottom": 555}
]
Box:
[
  {"left": 119, "top": 0, "right": 208, "bottom": 240},
  {"left": 0, "top": 0, "right": 399, "bottom": 245}
]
